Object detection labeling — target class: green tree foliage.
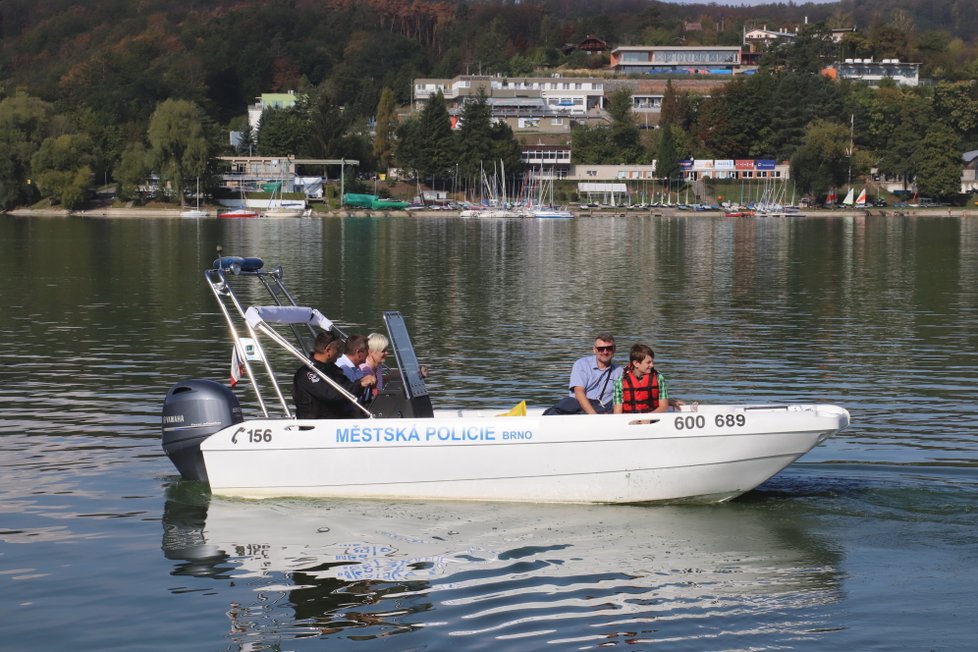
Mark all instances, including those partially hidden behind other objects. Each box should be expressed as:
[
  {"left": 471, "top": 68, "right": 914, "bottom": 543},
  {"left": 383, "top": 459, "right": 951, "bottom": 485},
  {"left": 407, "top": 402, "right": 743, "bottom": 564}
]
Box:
[
  {"left": 257, "top": 103, "right": 308, "bottom": 157},
  {"left": 873, "top": 90, "right": 934, "bottom": 190},
  {"left": 72, "top": 107, "right": 126, "bottom": 191},
  {"left": 571, "top": 90, "right": 646, "bottom": 164},
  {"left": 4, "top": 2, "right": 978, "bottom": 208},
  {"left": 768, "top": 73, "right": 844, "bottom": 159},
  {"left": 866, "top": 14, "right": 918, "bottom": 63},
  {"left": 655, "top": 124, "right": 682, "bottom": 190},
  {"left": 932, "top": 82, "right": 978, "bottom": 145},
  {"left": 659, "top": 80, "right": 682, "bottom": 129},
  {"left": 789, "top": 119, "right": 851, "bottom": 196},
  {"left": 147, "top": 99, "right": 210, "bottom": 201},
  {"left": 915, "top": 123, "right": 962, "bottom": 199},
  {"left": 306, "top": 90, "right": 350, "bottom": 159},
  {"left": 329, "top": 31, "right": 425, "bottom": 119},
  {"left": 396, "top": 91, "right": 455, "bottom": 183},
  {"left": 394, "top": 116, "right": 424, "bottom": 178},
  {"left": 693, "top": 71, "right": 842, "bottom": 160},
  {"left": 455, "top": 90, "right": 496, "bottom": 184},
  {"left": 30, "top": 134, "right": 95, "bottom": 209},
  {"left": 693, "top": 75, "right": 777, "bottom": 158},
  {"left": 373, "top": 87, "right": 398, "bottom": 173},
  {"left": 115, "top": 142, "right": 153, "bottom": 201},
  {"left": 0, "top": 91, "right": 53, "bottom": 209},
  {"left": 762, "top": 24, "right": 839, "bottom": 75},
  {"left": 489, "top": 120, "right": 524, "bottom": 181},
  {"left": 419, "top": 92, "right": 455, "bottom": 182},
  {"left": 606, "top": 89, "right": 646, "bottom": 164}
]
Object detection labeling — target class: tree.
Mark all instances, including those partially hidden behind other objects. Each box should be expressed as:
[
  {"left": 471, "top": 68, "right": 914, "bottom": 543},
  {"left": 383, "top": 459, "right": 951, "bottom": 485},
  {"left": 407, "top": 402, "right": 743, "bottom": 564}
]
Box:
[
  {"left": 571, "top": 123, "right": 615, "bottom": 164},
  {"left": 397, "top": 91, "right": 454, "bottom": 183},
  {"left": 115, "top": 142, "right": 154, "bottom": 201},
  {"left": 455, "top": 89, "right": 496, "bottom": 185},
  {"left": 659, "top": 79, "right": 681, "bottom": 128},
  {"left": 789, "top": 119, "right": 851, "bottom": 196},
  {"left": 146, "top": 99, "right": 210, "bottom": 201},
  {"left": 876, "top": 91, "right": 933, "bottom": 191},
  {"left": 306, "top": 90, "right": 349, "bottom": 159},
  {"left": 932, "top": 82, "right": 978, "bottom": 142},
  {"left": 914, "top": 123, "right": 961, "bottom": 199},
  {"left": 30, "top": 134, "right": 95, "bottom": 209},
  {"left": 606, "top": 89, "right": 646, "bottom": 164},
  {"left": 394, "top": 116, "right": 424, "bottom": 178},
  {"left": 656, "top": 124, "right": 682, "bottom": 192},
  {"left": 0, "top": 91, "right": 53, "bottom": 208},
  {"left": 768, "top": 72, "right": 844, "bottom": 159},
  {"left": 867, "top": 14, "right": 918, "bottom": 63},
  {"left": 489, "top": 120, "right": 524, "bottom": 182},
  {"left": 570, "top": 91, "right": 646, "bottom": 165},
  {"left": 763, "top": 24, "right": 839, "bottom": 75},
  {"left": 693, "top": 74, "right": 777, "bottom": 158},
  {"left": 257, "top": 103, "right": 307, "bottom": 156},
  {"left": 373, "top": 87, "right": 398, "bottom": 173}
]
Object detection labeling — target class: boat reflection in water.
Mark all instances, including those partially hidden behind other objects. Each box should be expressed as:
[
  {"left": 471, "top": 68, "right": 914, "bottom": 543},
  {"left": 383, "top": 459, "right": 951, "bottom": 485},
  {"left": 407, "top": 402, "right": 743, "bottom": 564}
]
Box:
[{"left": 161, "top": 483, "right": 844, "bottom": 647}]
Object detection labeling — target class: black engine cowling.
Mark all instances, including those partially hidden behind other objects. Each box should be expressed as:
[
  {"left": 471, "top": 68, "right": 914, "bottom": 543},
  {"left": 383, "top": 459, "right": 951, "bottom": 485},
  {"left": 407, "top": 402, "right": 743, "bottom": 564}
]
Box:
[{"left": 162, "top": 379, "right": 243, "bottom": 481}]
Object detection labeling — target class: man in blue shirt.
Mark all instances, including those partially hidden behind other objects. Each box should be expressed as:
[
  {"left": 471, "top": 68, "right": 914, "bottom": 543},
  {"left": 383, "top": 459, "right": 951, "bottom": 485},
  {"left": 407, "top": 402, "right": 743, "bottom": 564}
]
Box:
[
  {"left": 335, "top": 334, "right": 369, "bottom": 382},
  {"left": 566, "top": 333, "right": 623, "bottom": 414}
]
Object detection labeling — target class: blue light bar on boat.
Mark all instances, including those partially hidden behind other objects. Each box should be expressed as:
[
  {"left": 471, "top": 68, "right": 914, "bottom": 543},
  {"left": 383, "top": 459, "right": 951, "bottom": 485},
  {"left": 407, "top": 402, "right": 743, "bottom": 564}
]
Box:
[{"left": 213, "top": 256, "right": 264, "bottom": 273}]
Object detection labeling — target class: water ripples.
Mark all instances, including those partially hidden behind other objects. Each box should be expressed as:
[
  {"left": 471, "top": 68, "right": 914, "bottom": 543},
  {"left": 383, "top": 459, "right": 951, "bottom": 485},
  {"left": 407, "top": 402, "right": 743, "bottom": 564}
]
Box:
[
  {"left": 161, "top": 498, "right": 844, "bottom": 649},
  {"left": 3, "top": 214, "right": 978, "bottom": 649}
]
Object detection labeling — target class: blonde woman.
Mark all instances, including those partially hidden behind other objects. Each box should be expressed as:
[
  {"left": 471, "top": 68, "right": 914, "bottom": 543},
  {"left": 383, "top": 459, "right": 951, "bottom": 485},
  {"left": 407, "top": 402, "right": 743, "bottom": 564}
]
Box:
[{"left": 358, "top": 332, "right": 390, "bottom": 399}]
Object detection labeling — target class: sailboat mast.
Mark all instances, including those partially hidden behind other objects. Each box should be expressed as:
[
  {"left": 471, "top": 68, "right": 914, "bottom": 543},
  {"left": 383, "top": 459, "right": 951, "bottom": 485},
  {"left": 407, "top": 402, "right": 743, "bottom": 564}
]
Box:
[{"left": 847, "top": 113, "right": 854, "bottom": 191}]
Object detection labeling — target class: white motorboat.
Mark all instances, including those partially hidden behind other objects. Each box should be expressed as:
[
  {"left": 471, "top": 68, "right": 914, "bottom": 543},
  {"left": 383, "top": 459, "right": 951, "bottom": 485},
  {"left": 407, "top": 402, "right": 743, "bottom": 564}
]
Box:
[
  {"left": 262, "top": 207, "right": 311, "bottom": 218},
  {"left": 530, "top": 206, "right": 574, "bottom": 219},
  {"left": 162, "top": 255, "right": 849, "bottom": 504},
  {"left": 459, "top": 207, "right": 525, "bottom": 218}
]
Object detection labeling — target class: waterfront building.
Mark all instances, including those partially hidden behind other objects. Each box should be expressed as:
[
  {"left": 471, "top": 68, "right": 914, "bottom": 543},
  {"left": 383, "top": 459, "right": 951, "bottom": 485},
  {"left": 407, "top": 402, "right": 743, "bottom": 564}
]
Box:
[
  {"left": 743, "top": 27, "right": 797, "bottom": 48},
  {"left": 413, "top": 75, "right": 607, "bottom": 117},
  {"left": 609, "top": 45, "right": 746, "bottom": 76},
  {"left": 824, "top": 59, "right": 920, "bottom": 87}
]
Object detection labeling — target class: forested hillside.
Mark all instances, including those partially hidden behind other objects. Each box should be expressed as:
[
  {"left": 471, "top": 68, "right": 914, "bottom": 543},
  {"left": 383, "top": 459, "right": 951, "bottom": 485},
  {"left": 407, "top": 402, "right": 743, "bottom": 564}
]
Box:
[
  {"left": 1, "top": 0, "right": 977, "bottom": 209},
  {"left": 3, "top": 0, "right": 975, "bottom": 127}
]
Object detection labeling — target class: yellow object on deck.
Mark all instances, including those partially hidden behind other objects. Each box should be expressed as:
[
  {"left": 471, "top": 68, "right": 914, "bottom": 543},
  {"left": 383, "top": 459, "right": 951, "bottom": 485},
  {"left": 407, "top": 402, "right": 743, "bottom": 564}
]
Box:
[{"left": 498, "top": 400, "right": 527, "bottom": 417}]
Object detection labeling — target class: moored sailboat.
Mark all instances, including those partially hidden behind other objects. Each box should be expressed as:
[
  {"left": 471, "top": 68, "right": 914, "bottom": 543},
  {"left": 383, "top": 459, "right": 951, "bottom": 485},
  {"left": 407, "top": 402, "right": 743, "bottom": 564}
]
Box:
[{"left": 180, "top": 178, "right": 208, "bottom": 218}]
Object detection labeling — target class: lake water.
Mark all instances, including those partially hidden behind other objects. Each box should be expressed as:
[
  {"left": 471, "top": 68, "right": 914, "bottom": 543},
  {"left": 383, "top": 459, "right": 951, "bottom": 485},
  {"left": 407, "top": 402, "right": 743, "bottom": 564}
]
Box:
[{"left": 1, "top": 213, "right": 976, "bottom": 650}]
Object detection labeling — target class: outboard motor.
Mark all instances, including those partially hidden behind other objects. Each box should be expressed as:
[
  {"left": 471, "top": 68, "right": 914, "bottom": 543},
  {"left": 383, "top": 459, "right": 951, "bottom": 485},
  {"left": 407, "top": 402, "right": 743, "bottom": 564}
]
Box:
[{"left": 162, "top": 379, "right": 243, "bottom": 482}]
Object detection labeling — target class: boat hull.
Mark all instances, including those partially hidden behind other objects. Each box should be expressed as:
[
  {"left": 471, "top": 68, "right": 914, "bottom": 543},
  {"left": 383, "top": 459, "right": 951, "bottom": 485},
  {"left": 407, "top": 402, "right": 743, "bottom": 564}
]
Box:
[
  {"left": 262, "top": 209, "right": 307, "bottom": 218},
  {"left": 198, "top": 404, "right": 848, "bottom": 503},
  {"left": 218, "top": 210, "right": 259, "bottom": 219}
]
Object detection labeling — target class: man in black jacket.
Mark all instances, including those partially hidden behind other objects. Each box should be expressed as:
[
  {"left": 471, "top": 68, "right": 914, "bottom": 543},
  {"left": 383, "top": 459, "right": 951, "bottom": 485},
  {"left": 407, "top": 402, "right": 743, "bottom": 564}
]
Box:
[{"left": 292, "top": 333, "right": 375, "bottom": 419}]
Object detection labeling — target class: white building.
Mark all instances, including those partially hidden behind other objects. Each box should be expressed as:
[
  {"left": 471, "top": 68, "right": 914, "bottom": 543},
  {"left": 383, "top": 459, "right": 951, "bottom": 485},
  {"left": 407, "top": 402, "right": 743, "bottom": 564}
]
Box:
[
  {"left": 610, "top": 46, "right": 743, "bottom": 75},
  {"left": 743, "top": 27, "right": 796, "bottom": 48},
  {"left": 832, "top": 59, "right": 920, "bottom": 87},
  {"left": 412, "top": 75, "right": 606, "bottom": 117}
]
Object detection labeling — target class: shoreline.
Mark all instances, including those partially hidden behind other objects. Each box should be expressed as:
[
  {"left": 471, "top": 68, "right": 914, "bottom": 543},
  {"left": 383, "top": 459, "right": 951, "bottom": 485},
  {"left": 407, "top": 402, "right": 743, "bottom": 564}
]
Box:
[{"left": 6, "top": 206, "right": 976, "bottom": 219}]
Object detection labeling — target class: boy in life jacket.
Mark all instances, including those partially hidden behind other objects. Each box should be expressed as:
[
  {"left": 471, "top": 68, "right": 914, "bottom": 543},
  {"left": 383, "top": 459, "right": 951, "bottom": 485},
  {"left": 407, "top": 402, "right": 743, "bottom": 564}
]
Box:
[{"left": 612, "top": 343, "right": 677, "bottom": 414}]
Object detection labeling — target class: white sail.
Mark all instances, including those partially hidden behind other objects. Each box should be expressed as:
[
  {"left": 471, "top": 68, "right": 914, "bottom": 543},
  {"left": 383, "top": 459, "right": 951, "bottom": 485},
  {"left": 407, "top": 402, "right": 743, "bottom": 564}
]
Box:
[
  {"left": 841, "top": 188, "right": 855, "bottom": 206},
  {"left": 855, "top": 188, "right": 867, "bottom": 207}
]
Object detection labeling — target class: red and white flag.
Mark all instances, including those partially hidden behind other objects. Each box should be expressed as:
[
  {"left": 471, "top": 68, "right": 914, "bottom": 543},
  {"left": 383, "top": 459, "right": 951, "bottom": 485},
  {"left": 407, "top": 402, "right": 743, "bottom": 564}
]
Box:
[{"left": 230, "top": 346, "right": 246, "bottom": 387}]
